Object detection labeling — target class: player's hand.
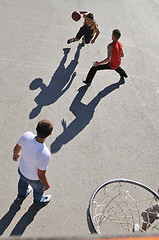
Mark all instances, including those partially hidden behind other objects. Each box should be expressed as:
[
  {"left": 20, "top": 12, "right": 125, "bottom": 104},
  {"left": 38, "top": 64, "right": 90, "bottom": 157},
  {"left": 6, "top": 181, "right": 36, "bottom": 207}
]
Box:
[
  {"left": 13, "top": 153, "right": 21, "bottom": 161},
  {"left": 43, "top": 183, "right": 50, "bottom": 191},
  {"left": 91, "top": 39, "right": 95, "bottom": 44},
  {"left": 93, "top": 61, "right": 100, "bottom": 67}
]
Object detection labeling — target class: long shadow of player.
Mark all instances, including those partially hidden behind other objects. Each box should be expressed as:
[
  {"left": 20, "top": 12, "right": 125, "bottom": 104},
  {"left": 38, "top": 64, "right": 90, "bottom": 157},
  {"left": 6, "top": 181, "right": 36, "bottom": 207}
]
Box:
[
  {"left": 0, "top": 200, "right": 21, "bottom": 236},
  {"left": 50, "top": 79, "right": 124, "bottom": 153},
  {"left": 29, "top": 44, "right": 82, "bottom": 119},
  {"left": 10, "top": 203, "right": 46, "bottom": 236},
  {"left": 0, "top": 199, "right": 47, "bottom": 236}
]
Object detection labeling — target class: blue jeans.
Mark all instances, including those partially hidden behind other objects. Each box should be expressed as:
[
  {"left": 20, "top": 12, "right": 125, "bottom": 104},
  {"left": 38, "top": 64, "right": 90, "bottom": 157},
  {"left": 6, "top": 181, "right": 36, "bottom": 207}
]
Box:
[{"left": 18, "top": 168, "right": 44, "bottom": 203}]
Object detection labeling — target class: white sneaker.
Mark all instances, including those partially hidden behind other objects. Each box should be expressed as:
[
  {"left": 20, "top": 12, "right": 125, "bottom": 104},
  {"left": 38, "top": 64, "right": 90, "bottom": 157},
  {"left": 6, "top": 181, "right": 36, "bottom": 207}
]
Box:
[
  {"left": 42, "top": 195, "right": 51, "bottom": 203},
  {"left": 133, "top": 223, "right": 140, "bottom": 232},
  {"left": 35, "top": 195, "right": 52, "bottom": 204}
]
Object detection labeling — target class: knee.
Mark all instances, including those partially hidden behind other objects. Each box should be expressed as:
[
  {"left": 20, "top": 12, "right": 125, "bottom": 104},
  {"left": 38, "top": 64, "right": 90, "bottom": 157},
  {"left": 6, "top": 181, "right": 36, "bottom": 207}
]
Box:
[
  {"left": 91, "top": 66, "right": 96, "bottom": 70},
  {"left": 85, "top": 40, "right": 91, "bottom": 44}
]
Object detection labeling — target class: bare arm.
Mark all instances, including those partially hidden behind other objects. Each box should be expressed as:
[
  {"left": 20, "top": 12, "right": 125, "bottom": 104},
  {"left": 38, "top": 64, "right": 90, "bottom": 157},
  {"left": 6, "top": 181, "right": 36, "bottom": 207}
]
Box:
[
  {"left": 94, "top": 45, "right": 112, "bottom": 66},
  {"left": 38, "top": 169, "right": 50, "bottom": 191},
  {"left": 91, "top": 25, "right": 100, "bottom": 44},
  {"left": 13, "top": 143, "right": 21, "bottom": 161},
  {"left": 79, "top": 11, "right": 87, "bottom": 14},
  {"left": 79, "top": 10, "right": 87, "bottom": 18}
]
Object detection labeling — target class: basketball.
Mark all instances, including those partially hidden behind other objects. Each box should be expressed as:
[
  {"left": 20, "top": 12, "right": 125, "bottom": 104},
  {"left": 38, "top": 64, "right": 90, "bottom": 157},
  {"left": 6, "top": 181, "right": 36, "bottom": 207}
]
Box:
[{"left": 72, "top": 11, "right": 81, "bottom": 22}]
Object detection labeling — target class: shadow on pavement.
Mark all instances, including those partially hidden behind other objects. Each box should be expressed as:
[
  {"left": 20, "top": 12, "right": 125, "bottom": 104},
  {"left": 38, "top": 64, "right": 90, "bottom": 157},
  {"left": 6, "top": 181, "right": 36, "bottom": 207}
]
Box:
[
  {"left": 0, "top": 199, "right": 49, "bottom": 236},
  {"left": 0, "top": 199, "right": 21, "bottom": 236},
  {"left": 10, "top": 203, "right": 48, "bottom": 236},
  {"left": 51, "top": 78, "right": 124, "bottom": 153},
  {"left": 29, "top": 44, "right": 82, "bottom": 119}
]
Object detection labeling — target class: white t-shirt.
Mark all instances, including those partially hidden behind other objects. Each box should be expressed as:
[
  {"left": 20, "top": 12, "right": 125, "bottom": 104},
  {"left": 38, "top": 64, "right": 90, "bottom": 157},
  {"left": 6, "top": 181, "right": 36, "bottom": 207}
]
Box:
[{"left": 18, "top": 131, "right": 51, "bottom": 180}]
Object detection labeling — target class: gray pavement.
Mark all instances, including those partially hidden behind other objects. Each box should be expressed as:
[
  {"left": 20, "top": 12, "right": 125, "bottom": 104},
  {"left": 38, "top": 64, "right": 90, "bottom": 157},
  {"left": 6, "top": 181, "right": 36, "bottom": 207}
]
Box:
[{"left": 0, "top": 0, "right": 159, "bottom": 238}]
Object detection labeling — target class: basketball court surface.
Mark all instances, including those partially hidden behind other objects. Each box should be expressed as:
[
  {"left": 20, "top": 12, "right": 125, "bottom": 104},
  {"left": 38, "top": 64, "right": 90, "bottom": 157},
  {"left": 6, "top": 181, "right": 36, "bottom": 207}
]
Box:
[{"left": 0, "top": 0, "right": 159, "bottom": 238}]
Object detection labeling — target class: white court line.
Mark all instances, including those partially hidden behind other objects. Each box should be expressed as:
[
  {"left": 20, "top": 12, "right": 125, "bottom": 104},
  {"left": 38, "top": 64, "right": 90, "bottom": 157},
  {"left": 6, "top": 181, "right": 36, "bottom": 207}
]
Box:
[
  {"left": 1, "top": 20, "right": 158, "bottom": 60},
  {"left": 0, "top": 58, "right": 56, "bottom": 68},
  {"left": 0, "top": 20, "right": 68, "bottom": 28}
]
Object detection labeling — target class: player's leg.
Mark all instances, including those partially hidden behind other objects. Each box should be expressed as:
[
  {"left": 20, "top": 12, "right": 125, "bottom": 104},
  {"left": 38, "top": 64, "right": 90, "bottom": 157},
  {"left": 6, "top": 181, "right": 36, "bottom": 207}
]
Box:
[
  {"left": 84, "top": 26, "right": 94, "bottom": 45},
  {"left": 67, "top": 26, "right": 84, "bottom": 44},
  {"left": 32, "top": 180, "right": 51, "bottom": 204},
  {"left": 17, "top": 170, "right": 32, "bottom": 200},
  {"left": 141, "top": 204, "right": 159, "bottom": 231},
  {"left": 83, "top": 34, "right": 93, "bottom": 46},
  {"left": 17, "top": 177, "right": 28, "bottom": 200},
  {"left": 83, "top": 64, "right": 111, "bottom": 85},
  {"left": 115, "top": 66, "right": 128, "bottom": 78}
]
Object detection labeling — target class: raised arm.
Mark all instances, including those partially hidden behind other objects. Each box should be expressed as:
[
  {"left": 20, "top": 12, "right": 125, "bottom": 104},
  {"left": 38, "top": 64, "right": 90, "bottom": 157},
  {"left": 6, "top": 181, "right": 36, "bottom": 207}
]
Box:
[{"left": 79, "top": 10, "right": 88, "bottom": 18}]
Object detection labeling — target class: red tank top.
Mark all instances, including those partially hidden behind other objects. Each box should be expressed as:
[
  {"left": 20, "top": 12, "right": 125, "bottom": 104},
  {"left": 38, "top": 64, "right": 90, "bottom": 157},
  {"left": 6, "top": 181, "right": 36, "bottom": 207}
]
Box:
[{"left": 108, "top": 41, "right": 122, "bottom": 69}]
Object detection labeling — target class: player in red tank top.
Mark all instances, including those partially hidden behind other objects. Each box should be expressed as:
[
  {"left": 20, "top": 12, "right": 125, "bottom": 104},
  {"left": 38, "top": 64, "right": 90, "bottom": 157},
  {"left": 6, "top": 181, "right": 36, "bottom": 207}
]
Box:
[
  {"left": 83, "top": 29, "right": 127, "bottom": 86},
  {"left": 108, "top": 41, "right": 123, "bottom": 69}
]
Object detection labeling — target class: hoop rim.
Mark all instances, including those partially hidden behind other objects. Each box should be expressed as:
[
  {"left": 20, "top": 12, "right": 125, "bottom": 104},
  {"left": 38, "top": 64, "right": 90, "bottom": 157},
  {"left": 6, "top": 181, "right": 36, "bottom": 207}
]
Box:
[{"left": 88, "top": 178, "right": 159, "bottom": 234}]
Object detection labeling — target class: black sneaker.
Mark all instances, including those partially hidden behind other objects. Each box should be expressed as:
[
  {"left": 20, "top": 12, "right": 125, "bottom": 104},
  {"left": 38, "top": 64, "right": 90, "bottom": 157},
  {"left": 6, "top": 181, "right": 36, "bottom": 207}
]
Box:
[
  {"left": 124, "top": 73, "right": 128, "bottom": 78},
  {"left": 67, "top": 38, "right": 75, "bottom": 44}
]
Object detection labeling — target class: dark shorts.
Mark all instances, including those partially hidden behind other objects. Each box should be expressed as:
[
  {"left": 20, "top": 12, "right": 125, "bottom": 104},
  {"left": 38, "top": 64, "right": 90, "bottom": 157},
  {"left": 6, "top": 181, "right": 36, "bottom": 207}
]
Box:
[{"left": 76, "top": 25, "right": 94, "bottom": 44}]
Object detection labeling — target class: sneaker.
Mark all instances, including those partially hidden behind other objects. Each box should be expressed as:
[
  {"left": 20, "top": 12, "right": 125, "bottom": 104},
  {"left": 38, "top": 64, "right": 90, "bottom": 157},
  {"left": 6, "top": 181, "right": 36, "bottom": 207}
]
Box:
[
  {"left": 82, "top": 37, "right": 85, "bottom": 47},
  {"left": 123, "top": 73, "right": 128, "bottom": 78},
  {"left": 35, "top": 195, "right": 52, "bottom": 204},
  {"left": 132, "top": 223, "right": 140, "bottom": 232},
  {"left": 67, "top": 38, "right": 75, "bottom": 44},
  {"left": 17, "top": 185, "right": 32, "bottom": 201},
  {"left": 83, "top": 80, "right": 91, "bottom": 86}
]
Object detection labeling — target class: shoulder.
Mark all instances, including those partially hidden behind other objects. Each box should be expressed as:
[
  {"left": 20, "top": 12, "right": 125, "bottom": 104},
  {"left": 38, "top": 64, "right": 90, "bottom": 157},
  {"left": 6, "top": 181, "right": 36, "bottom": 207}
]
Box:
[
  {"left": 18, "top": 131, "right": 35, "bottom": 146},
  {"left": 42, "top": 144, "right": 51, "bottom": 158},
  {"left": 117, "top": 41, "right": 122, "bottom": 47},
  {"left": 22, "top": 131, "right": 35, "bottom": 139},
  {"left": 108, "top": 43, "right": 113, "bottom": 49},
  {"left": 92, "top": 20, "right": 98, "bottom": 28}
]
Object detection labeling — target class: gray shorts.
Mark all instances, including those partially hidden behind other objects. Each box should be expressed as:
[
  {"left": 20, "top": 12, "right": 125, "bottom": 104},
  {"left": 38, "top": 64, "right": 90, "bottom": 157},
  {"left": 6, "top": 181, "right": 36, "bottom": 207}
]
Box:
[{"left": 141, "top": 204, "right": 159, "bottom": 224}]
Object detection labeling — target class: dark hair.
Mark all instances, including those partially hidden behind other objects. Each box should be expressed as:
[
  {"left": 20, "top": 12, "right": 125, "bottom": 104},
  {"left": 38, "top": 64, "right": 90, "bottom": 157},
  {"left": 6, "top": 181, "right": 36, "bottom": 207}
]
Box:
[
  {"left": 87, "top": 13, "right": 94, "bottom": 20},
  {"left": 36, "top": 120, "right": 53, "bottom": 138},
  {"left": 112, "top": 29, "right": 121, "bottom": 40}
]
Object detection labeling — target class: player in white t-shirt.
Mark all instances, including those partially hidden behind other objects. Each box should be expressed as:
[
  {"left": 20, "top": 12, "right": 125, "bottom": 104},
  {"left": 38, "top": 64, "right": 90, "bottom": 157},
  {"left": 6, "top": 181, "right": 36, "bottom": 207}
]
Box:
[{"left": 13, "top": 120, "right": 53, "bottom": 204}]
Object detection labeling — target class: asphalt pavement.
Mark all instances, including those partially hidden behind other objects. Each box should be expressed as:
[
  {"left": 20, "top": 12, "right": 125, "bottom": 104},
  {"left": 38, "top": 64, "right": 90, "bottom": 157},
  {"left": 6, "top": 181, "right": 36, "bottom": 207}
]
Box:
[{"left": 0, "top": 0, "right": 159, "bottom": 238}]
